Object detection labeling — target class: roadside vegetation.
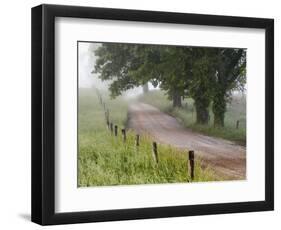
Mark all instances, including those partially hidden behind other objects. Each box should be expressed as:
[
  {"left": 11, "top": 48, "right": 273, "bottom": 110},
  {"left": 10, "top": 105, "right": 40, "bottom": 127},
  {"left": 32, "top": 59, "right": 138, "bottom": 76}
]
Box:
[
  {"left": 78, "top": 89, "right": 217, "bottom": 187},
  {"left": 139, "top": 90, "right": 246, "bottom": 145}
]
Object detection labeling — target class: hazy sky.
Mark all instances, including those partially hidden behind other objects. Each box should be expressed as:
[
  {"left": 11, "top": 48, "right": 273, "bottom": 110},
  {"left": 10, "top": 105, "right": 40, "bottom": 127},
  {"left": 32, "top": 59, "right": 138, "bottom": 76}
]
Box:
[
  {"left": 78, "top": 42, "right": 145, "bottom": 98},
  {"left": 78, "top": 42, "right": 108, "bottom": 89}
]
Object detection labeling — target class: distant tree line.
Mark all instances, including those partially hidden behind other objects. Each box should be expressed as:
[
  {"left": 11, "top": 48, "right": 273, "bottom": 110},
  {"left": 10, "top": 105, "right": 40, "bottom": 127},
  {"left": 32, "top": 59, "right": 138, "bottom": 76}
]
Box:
[{"left": 93, "top": 43, "right": 246, "bottom": 127}]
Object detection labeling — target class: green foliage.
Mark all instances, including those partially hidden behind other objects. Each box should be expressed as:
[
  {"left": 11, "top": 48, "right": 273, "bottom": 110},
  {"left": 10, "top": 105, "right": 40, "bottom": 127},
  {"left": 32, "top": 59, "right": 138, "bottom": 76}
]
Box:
[
  {"left": 78, "top": 89, "right": 218, "bottom": 186},
  {"left": 189, "top": 49, "right": 215, "bottom": 123},
  {"left": 93, "top": 43, "right": 246, "bottom": 126},
  {"left": 93, "top": 44, "right": 143, "bottom": 97},
  {"left": 211, "top": 49, "right": 246, "bottom": 126}
]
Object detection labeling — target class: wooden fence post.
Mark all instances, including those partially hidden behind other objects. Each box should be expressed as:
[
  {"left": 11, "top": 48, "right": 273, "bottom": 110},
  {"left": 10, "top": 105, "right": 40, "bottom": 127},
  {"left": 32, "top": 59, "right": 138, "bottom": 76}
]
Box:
[
  {"left": 236, "top": 120, "right": 240, "bottom": 129},
  {"left": 192, "top": 107, "right": 194, "bottom": 121},
  {"left": 188, "top": 150, "right": 195, "bottom": 180},
  {"left": 106, "top": 109, "right": 109, "bottom": 121},
  {"left": 135, "top": 134, "right": 140, "bottom": 147},
  {"left": 104, "top": 111, "right": 107, "bottom": 121},
  {"left": 114, "top": 125, "right": 118, "bottom": 137},
  {"left": 110, "top": 123, "right": 113, "bottom": 134},
  {"left": 121, "top": 129, "right": 126, "bottom": 142},
  {"left": 152, "top": 142, "right": 158, "bottom": 163},
  {"left": 99, "top": 96, "right": 102, "bottom": 105}
]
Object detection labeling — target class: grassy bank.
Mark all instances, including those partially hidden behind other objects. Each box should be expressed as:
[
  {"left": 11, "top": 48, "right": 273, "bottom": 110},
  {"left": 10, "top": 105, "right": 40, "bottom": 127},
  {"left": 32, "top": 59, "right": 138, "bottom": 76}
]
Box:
[
  {"left": 78, "top": 88, "right": 217, "bottom": 187},
  {"left": 139, "top": 90, "right": 246, "bottom": 145}
]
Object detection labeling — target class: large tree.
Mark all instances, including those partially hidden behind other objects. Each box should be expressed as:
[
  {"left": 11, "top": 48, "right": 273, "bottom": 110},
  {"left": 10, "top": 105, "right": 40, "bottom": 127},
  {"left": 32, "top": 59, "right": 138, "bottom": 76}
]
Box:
[
  {"left": 94, "top": 44, "right": 188, "bottom": 108},
  {"left": 93, "top": 43, "right": 246, "bottom": 126},
  {"left": 94, "top": 43, "right": 144, "bottom": 97},
  {"left": 119, "top": 45, "right": 191, "bottom": 108},
  {"left": 211, "top": 48, "right": 246, "bottom": 127},
  {"left": 187, "top": 48, "right": 217, "bottom": 124}
]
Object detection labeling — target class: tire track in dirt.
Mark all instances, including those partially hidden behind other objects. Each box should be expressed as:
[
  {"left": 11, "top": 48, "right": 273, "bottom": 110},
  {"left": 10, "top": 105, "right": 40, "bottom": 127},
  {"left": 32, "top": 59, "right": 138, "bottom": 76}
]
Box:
[{"left": 127, "top": 102, "right": 246, "bottom": 180}]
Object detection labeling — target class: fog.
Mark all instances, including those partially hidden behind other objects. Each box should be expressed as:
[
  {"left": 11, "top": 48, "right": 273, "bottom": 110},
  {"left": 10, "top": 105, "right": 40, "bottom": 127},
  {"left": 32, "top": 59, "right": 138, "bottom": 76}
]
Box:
[
  {"left": 78, "top": 42, "right": 104, "bottom": 89},
  {"left": 78, "top": 42, "right": 155, "bottom": 99}
]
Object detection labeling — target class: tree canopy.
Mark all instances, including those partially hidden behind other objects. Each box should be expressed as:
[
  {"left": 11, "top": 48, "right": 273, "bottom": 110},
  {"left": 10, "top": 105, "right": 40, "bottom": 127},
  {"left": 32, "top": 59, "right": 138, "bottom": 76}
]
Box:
[{"left": 93, "top": 43, "right": 246, "bottom": 126}]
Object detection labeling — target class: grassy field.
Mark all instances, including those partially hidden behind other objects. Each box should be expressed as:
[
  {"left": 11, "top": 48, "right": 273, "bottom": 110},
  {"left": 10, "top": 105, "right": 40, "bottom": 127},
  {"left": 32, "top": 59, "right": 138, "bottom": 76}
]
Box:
[
  {"left": 139, "top": 90, "right": 246, "bottom": 145},
  {"left": 78, "top": 88, "right": 217, "bottom": 187}
]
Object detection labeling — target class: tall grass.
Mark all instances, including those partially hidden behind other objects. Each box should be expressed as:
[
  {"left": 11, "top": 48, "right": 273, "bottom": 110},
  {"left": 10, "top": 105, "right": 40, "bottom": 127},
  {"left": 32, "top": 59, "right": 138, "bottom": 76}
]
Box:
[
  {"left": 78, "top": 88, "right": 217, "bottom": 187},
  {"left": 139, "top": 90, "right": 246, "bottom": 145}
]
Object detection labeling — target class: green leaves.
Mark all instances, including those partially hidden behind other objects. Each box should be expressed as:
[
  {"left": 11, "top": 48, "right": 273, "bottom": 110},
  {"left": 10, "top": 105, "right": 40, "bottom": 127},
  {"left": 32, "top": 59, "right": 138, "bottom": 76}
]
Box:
[{"left": 93, "top": 43, "right": 246, "bottom": 125}]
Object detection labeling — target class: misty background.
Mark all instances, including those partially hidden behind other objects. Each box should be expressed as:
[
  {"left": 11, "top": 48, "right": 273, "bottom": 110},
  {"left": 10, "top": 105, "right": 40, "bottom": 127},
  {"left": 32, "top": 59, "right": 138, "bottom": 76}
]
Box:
[
  {"left": 78, "top": 42, "right": 152, "bottom": 98},
  {"left": 78, "top": 42, "right": 245, "bottom": 99}
]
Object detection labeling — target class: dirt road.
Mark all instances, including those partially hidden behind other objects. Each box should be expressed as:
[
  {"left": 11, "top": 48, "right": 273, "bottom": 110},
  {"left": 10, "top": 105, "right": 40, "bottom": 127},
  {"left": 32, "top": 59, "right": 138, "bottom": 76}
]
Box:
[{"left": 128, "top": 102, "right": 246, "bottom": 180}]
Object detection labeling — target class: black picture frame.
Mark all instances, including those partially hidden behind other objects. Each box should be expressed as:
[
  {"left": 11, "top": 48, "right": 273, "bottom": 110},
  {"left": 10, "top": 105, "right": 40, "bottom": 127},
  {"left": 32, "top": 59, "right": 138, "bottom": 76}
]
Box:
[{"left": 31, "top": 4, "right": 274, "bottom": 225}]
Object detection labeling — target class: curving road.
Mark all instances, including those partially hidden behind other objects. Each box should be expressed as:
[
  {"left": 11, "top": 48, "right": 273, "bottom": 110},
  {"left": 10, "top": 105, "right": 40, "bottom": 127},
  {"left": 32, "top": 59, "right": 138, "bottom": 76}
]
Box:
[{"left": 127, "top": 102, "right": 246, "bottom": 180}]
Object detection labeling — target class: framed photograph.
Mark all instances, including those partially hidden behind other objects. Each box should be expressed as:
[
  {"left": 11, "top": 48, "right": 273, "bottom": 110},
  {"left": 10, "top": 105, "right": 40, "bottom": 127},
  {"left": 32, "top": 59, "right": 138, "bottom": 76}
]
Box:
[{"left": 31, "top": 4, "right": 274, "bottom": 225}]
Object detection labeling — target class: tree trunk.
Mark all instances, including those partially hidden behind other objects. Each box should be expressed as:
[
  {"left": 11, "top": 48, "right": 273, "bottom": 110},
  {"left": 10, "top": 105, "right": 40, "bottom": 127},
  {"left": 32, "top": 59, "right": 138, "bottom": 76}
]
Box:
[
  {"left": 213, "top": 111, "right": 225, "bottom": 127},
  {"left": 172, "top": 91, "right": 182, "bottom": 108},
  {"left": 142, "top": 83, "right": 149, "bottom": 94},
  {"left": 212, "top": 91, "right": 226, "bottom": 127},
  {"left": 195, "top": 102, "right": 209, "bottom": 124}
]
